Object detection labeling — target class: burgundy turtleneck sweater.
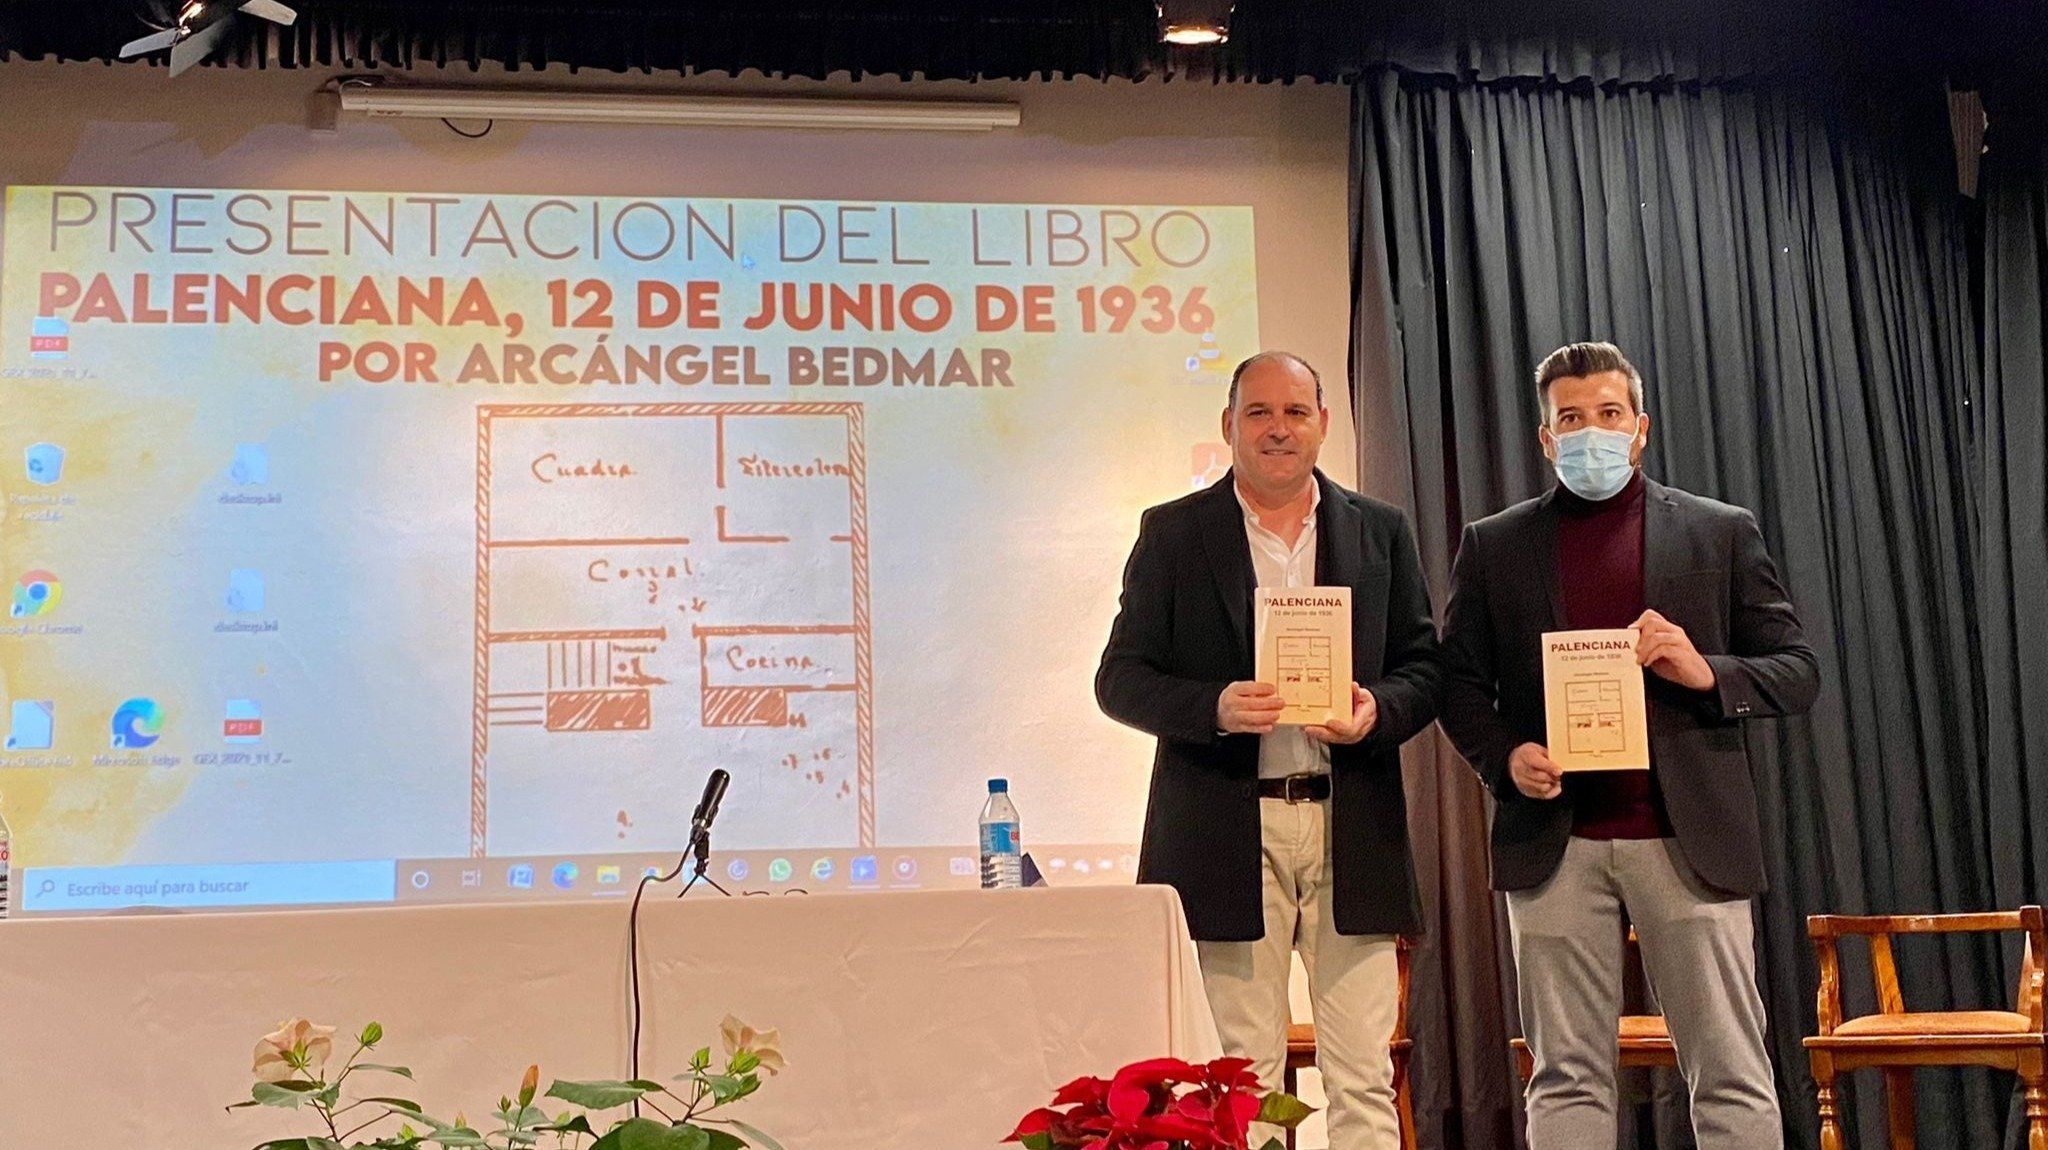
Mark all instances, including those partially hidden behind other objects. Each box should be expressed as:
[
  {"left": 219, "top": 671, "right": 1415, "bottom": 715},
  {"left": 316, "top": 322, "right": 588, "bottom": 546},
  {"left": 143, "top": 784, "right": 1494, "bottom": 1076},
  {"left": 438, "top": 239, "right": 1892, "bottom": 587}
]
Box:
[{"left": 1555, "top": 471, "right": 1672, "bottom": 839}]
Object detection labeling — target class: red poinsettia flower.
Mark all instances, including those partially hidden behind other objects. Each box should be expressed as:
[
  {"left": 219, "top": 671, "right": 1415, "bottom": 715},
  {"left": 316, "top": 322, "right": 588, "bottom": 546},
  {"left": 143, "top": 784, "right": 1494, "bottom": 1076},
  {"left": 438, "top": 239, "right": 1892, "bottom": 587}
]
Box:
[
  {"left": 1107, "top": 1057, "right": 1200, "bottom": 1121},
  {"left": 1200, "top": 1057, "right": 1263, "bottom": 1092},
  {"left": 1012, "top": 1055, "right": 1312, "bottom": 1150},
  {"left": 1053, "top": 1075, "right": 1112, "bottom": 1108}
]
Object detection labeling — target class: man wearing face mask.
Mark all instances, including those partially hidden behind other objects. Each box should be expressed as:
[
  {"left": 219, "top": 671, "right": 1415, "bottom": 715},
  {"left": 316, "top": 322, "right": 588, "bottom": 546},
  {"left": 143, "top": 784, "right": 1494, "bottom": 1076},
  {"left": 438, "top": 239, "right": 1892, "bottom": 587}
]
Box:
[{"left": 1438, "top": 342, "right": 1818, "bottom": 1148}]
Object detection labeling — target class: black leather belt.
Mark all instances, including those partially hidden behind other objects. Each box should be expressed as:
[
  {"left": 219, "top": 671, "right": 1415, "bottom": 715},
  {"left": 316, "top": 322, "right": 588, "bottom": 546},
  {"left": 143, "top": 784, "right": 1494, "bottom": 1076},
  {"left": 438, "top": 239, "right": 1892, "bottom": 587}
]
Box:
[{"left": 1256, "top": 774, "right": 1331, "bottom": 803}]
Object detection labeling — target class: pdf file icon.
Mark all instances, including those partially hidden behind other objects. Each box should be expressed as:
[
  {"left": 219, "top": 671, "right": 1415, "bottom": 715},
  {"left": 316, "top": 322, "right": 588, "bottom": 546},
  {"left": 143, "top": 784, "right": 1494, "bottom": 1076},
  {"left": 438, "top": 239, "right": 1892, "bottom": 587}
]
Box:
[
  {"left": 223, "top": 699, "right": 263, "bottom": 743},
  {"left": 30, "top": 317, "right": 69, "bottom": 358}
]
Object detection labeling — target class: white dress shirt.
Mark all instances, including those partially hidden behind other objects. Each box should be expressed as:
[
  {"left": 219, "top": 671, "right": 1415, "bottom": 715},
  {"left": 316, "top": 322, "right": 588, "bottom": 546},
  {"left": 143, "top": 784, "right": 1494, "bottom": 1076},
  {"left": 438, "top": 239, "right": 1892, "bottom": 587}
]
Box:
[{"left": 1234, "top": 481, "right": 1333, "bottom": 779}]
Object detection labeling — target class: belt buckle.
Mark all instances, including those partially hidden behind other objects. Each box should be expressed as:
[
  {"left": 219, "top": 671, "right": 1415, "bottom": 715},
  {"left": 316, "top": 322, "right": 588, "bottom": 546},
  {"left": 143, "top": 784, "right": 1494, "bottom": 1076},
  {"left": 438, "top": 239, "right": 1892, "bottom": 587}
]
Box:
[{"left": 1284, "top": 774, "right": 1313, "bottom": 804}]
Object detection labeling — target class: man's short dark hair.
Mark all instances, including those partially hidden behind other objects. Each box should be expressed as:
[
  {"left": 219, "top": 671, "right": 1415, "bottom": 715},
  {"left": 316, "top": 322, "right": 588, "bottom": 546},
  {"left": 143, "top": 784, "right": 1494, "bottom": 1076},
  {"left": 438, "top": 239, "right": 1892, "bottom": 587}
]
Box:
[
  {"left": 1534, "top": 342, "right": 1644, "bottom": 425},
  {"left": 1228, "top": 351, "right": 1324, "bottom": 411}
]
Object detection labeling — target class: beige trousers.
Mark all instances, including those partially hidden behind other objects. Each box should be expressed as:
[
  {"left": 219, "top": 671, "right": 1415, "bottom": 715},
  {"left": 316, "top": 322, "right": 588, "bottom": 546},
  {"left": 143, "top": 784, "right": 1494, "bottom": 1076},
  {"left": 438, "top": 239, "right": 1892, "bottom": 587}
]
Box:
[{"left": 1196, "top": 797, "right": 1401, "bottom": 1150}]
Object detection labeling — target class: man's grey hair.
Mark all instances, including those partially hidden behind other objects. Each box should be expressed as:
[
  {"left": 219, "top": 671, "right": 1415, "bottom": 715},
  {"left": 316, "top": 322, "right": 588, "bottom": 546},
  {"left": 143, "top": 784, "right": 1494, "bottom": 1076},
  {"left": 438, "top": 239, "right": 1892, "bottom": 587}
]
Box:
[{"left": 1228, "top": 351, "right": 1325, "bottom": 411}]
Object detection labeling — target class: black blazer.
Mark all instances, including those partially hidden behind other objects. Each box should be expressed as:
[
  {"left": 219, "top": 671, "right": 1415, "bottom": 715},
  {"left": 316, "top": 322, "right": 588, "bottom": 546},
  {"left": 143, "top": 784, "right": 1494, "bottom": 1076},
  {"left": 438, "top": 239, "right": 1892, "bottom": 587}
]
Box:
[
  {"left": 1096, "top": 471, "right": 1444, "bottom": 941},
  {"left": 1438, "top": 479, "right": 1820, "bottom": 895}
]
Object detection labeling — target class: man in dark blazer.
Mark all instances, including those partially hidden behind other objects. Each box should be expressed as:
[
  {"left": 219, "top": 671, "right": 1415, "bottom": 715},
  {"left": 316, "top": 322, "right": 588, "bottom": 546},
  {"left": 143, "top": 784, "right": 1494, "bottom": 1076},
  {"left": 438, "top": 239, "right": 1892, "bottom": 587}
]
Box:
[
  {"left": 1097, "top": 351, "right": 1443, "bottom": 1150},
  {"left": 1439, "top": 342, "right": 1819, "bottom": 1149}
]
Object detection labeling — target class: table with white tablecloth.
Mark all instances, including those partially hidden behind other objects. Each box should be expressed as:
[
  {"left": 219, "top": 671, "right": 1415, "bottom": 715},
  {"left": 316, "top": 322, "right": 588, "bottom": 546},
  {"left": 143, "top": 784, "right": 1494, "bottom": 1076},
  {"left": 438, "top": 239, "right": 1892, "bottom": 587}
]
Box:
[{"left": 0, "top": 885, "right": 1218, "bottom": 1149}]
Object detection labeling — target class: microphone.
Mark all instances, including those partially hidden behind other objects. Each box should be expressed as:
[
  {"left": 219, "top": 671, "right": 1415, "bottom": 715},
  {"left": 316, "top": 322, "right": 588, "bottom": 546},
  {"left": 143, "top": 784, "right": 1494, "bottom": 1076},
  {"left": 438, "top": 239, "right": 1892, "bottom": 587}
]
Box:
[
  {"left": 689, "top": 769, "right": 730, "bottom": 843},
  {"left": 688, "top": 769, "right": 731, "bottom": 880}
]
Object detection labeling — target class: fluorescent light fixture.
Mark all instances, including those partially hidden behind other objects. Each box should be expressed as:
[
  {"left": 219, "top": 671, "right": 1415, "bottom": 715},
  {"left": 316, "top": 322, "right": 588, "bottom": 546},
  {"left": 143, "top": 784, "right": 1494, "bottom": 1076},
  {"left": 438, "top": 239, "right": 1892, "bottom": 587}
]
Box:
[{"left": 337, "top": 86, "right": 1020, "bottom": 132}]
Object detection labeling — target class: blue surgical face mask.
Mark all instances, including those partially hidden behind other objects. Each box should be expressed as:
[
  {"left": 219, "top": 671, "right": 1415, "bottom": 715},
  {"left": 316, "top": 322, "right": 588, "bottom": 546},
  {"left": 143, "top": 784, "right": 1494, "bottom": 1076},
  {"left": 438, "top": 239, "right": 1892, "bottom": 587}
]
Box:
[{"left": 1550, "top": 425, "right": 1638, "bottom": 501}]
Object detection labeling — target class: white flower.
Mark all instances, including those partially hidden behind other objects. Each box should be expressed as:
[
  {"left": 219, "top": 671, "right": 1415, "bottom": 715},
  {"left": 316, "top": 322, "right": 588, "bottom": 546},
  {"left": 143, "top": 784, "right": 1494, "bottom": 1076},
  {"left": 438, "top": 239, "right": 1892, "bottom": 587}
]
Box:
[
  {"left": 253, "top": 1019, "right": 337, "bottom": 1083},
  {"left": 718, "top": 1015, "right": 785, "bottom": 1076}
]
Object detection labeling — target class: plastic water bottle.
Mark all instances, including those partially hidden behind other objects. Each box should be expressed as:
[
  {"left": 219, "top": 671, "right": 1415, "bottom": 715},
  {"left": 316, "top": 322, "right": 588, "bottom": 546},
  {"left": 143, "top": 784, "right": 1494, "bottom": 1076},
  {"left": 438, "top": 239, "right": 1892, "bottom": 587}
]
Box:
[
  {"left": 0, "top": 804, "right": 11, "bottom": 919},
  {"left": 978, "top": 778, "right": 1022, "bottom": 890}
]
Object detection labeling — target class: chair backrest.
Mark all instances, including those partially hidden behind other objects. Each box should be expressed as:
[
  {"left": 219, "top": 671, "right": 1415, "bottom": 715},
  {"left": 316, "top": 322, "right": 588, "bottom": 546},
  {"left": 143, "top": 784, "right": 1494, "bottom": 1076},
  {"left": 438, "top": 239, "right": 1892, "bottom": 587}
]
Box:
[
  {"left": 1394, "top": 935, "right": 1413, "bottom": 1044},
  {"left": 1805, "top": 906, "right": 2045, "bottom": 1034}
]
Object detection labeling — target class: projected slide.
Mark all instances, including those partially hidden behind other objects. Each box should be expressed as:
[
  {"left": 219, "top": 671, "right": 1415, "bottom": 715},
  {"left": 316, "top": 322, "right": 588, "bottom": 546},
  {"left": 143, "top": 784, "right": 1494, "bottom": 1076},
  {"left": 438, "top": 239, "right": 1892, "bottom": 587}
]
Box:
[{"left": 0, "top": 185, "right": 1256, "bottom": 913}]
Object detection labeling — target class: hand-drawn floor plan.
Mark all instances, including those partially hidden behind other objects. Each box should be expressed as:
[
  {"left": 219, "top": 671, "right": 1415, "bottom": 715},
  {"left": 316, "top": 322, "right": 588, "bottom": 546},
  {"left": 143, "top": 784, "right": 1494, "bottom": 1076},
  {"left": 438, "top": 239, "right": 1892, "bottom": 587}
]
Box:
[{"left": 471, "top": 403, "right": 872, "bottom": 857}]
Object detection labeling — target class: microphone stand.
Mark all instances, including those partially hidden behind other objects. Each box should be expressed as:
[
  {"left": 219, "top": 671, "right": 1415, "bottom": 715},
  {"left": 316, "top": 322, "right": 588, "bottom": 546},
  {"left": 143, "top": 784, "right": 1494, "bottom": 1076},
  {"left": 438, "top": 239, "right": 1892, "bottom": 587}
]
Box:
[{"left": 676, "top": 823, "right": 732, "bottom": 897}]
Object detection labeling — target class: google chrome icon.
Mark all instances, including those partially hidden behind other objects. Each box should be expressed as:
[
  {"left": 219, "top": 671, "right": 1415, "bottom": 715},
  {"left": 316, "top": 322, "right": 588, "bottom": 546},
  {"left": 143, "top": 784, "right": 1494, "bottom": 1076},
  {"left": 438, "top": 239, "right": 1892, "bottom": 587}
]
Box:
[
  {"left": 111, "top": 697, "right": 165, "bottom": 749},
  {"left": 10, "top": 570, "right": 61, "bottom": 618}
]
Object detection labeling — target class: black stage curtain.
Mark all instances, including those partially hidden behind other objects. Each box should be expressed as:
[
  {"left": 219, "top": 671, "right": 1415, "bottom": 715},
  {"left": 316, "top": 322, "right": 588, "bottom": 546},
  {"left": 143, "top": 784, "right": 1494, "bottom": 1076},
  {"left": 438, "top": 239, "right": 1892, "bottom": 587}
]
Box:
[
  {"left": 1976, "top": 95, "right": 2048, "bottom": 1146},
  {"left": 1349, "top": 61, "right": 2040, "bottom": 1149}
]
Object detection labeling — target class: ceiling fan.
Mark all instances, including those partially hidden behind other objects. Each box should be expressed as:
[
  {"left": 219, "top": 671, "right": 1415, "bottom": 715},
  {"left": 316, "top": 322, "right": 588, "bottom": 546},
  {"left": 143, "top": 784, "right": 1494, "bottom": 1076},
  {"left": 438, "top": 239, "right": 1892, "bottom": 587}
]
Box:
[{"left": 118, "top": 0, "right": 298, "bottom": 77}]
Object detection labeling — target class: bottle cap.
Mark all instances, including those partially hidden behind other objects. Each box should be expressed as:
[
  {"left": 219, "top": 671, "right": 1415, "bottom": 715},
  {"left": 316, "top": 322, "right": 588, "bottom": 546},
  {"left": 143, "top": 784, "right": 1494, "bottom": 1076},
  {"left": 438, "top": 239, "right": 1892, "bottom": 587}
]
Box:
[{"left": 987, "top": 778, "right": 1008, "bottom": 793}]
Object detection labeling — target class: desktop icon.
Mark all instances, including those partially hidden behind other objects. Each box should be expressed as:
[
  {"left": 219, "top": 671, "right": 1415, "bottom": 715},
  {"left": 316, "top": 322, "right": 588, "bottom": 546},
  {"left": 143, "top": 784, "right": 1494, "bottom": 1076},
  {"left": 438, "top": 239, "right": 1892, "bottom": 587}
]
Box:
[
  {"left": 223, "top": 699, "right": 262, "bottom": 743},
  {"left": 29, "top": 316, "right": 69, "bottom": 358},
  {"left": 6, "top": 700, "right": 54, "bottom": 750},
  {"left": 596, "top": 865, "right": 621, "bottom": 885},
  {"left": 551, "top": 862, "right": 579, "bottom": 890},
  {"left": 507, "top": 864, "right": 535, "bottom": 889},
  {"left": 893, "top": 856, "right": 918, "bottom": 881},
  {"left": 460, "top": 869, "right": 482, "bottom": 889},
  {"left": 230, "top": 443, "right": 270, "bottom": 485},
  {"left": 851, "top": 855, "right": 879, "bottom": 883},
  {"left": 24, "top": 443, "right": 63, "bottom": 485},
  {"left": 10, "top": 570, "right": 61, "bottom": 618},
  {"left": 110, "top": 697, "right": 164, "bottom": 749},
  {"left": 726, "top": 858, "right": 750, "bottom": 881},
  {"left": 811, "top": 857, "right": 835, "bottom": 881},
  {"left": 226, "top": 569, "right": 265, "bottom": 613},
  {"left": 767, "top": 858, "right": 793, "bottom": 883},
  {"left": 949, "top": 856, "right": 976, "bottom": 878},
  {"left": 410, "top": 870, "right": 432, "bottom": 891}
]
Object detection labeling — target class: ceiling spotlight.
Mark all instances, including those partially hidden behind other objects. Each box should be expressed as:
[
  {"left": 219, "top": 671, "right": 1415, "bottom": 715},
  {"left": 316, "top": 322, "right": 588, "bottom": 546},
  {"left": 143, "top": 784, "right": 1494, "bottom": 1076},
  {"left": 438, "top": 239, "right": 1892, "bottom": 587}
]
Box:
[
  {"left": 118, "top": 0, "right": 298, "bottom": 77},
  {"left": 1157, "top": 0, "right": 1233, "bottom": 45}
]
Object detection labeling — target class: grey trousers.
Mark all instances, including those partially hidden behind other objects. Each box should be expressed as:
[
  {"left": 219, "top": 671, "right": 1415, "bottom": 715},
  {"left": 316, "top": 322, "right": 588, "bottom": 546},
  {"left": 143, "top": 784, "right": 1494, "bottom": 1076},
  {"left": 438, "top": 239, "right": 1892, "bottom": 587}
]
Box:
[{"left": 1506, "top": 836, "right": 1782, "bottom": 1149}]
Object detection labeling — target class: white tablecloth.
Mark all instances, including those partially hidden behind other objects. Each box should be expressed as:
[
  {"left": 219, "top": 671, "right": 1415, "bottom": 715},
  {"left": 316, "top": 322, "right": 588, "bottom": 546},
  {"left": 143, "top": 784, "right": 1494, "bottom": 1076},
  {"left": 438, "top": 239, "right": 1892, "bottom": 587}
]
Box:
[{"left": 0, "top": 885, "right": 1218, "bottom": 1149}]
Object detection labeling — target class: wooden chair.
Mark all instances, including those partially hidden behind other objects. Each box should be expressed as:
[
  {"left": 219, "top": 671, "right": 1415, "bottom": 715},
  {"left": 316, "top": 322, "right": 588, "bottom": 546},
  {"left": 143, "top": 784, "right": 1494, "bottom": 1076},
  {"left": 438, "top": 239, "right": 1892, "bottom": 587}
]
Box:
[
  {"left": 1281, "top": 936, "right": 1417, "bottom": 1150},
  {"left": 1805, "top": 906, "right": 2046, "bottom": 1150},
  {"left": 1509, "top": 927, "right": 1678, "bottom": 1082}
]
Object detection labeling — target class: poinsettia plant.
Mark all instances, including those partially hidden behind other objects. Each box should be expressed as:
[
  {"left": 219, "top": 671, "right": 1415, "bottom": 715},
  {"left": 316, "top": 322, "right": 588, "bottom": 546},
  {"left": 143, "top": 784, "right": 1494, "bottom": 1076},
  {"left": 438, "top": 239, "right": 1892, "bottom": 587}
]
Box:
[
  {"left": 229, "top": 1016, "right": 785, "bottom": 1150},
  {"left": 1007, "top": 1056, "right": 1313, "bottom": 1150}
]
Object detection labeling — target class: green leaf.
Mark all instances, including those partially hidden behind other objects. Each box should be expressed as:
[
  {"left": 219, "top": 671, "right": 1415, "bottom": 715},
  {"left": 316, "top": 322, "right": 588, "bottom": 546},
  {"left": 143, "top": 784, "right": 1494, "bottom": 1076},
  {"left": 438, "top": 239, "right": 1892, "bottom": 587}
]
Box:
[
  {"left": 1253, "top": 1139, "right": 1287, "bottom": 1150},
  {"left": 717, "top": 1119, "right": 786, "bottom": 1150},
  {"left": 252, "top": 1081, "right": 317, "bottom": 1109},
  {"left": 701, "top": 1075, "right": 745, "bottom": 1104},
  {"left": 314, "top": 1083, "right": 342, "bottom": 1109},
  {"left": 427, "top": 1129, "right": 489, "bottom": 1148},
  {"left": 1019, "top": 1134, "right": 1053, "bottom": 1150},
  {"left": 250, "top": 1141, "right": 340, "bottom": 1150},
  {"left": 545, "top": 1079, "right": 653, "bottom": 1110},
  {"left": 493, "top": 1105, "right": 550, "bottom": 1128},
  {"left": 535, "top": 1115, "right": 596, "bottom": 1137},
  {"left": 726, "top": 1051, "right": 760, "bottom": 1076},
  {"left": 589, "top": 1118, "right": 709, "bottom": 1150},
  {"left": 357, "top": 1064, "right": 416, "bottom": 1079},
  {"left": 1255, "top": 1090, "right": 1315, "bottom": 1129},
  {"left": 375, "top": 1100, "right": 446, "bottom": 1128},
  {"left": 703, "top": 1130, "right": 747, "bottom": 1150},
  {"left": 360, "top": 1022, "right": 385, "bottom": 1048},
  {"left": 691, "top": 1047, "right": 712, "bottom": 1072}
]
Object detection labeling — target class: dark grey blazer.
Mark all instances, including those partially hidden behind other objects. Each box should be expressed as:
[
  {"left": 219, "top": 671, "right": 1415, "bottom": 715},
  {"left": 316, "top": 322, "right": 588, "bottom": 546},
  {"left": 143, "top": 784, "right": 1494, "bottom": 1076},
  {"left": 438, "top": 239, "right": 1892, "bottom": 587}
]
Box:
[{"left": 1439, "top": 478, "right": 1820, "bottom": 895}]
